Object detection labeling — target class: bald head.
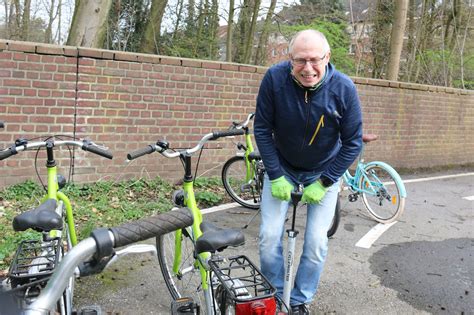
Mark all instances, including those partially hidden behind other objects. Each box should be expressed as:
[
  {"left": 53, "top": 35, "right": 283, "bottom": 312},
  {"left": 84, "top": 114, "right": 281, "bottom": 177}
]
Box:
[{"left": 289, "top": 30, "right": 331, "bottom": 56}]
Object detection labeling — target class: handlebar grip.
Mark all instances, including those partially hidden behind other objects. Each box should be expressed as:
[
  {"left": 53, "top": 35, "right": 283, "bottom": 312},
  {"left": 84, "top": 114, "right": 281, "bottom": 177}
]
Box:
[
  {"left": 0, "top": 149, "right": 14, "bottom": 160},
  {"left": 211, "top": 129, "right": 245, "bottom": 140},
  {"left": 82, "top": 144, "right": 113, "bottom": 159},
  {"left": 110, "top": 207, "right": 193, "bottom": 248},
  {"left": 127, "top": 145, "right": 155, "bottom": 160},
  {"left": 0, "top": 121, "right": 4, "bottom": 128}
]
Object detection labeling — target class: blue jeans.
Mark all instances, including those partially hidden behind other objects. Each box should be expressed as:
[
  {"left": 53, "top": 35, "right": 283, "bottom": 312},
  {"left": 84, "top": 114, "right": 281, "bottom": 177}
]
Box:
[{"left": 258, "top": 169, "right": 338, "bottom": 306}]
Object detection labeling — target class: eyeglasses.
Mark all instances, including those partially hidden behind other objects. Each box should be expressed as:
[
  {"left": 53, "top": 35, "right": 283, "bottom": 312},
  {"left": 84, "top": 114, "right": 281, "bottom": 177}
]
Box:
[{"left": 291, "top": 54, "right": 326, "bottom": 67}]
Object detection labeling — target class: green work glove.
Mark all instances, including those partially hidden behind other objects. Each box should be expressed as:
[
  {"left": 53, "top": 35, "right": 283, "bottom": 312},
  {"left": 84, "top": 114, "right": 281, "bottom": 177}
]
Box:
[
  {"left": 270, "top": 176, "right": 294, "bottom": 201},
  {"left": 301, "top": 180, "right": 329, "bottom": 204}
]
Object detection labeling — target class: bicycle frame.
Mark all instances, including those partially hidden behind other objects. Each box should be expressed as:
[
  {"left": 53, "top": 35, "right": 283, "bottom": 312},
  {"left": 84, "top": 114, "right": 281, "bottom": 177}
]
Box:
[
  {"left": 233, "top": 113, "right": 257, "bottom": 185},
  {"left": 342, "top": 152, "right": 407, "bottom": 199},
  {"left": 243, "top": 130, "right": 256, "bottom": 183},
  {"left": 40, "top": 144, "right": 77, "bottom": 245},
  {"left": 175, "top": 156, "right": 209, "bottom": 286}
]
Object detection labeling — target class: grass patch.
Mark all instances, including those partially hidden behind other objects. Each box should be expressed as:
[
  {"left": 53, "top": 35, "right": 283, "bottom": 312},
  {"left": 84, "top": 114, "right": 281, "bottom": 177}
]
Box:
[{"left": 0, "top": 176, "right": 229, "bottom": 271}]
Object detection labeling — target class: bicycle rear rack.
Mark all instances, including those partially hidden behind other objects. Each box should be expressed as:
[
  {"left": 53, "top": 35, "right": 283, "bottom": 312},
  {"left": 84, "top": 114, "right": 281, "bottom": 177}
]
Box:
[
  {"left": 209, "top": 255, "right": 276, "bottom": 303},
  {"left": 8, "top": 238, "right": 61, "bottom": 294}
]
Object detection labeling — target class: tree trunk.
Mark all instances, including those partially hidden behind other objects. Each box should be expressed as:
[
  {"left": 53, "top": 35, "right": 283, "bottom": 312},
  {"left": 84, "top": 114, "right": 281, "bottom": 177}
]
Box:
[
  {"left": 234, "top": 0, "right": 251, "bottom": 63},
  {"left": 45, "top": 0, "right": 55, "bottom": 43},
  {"left": 405, "top": 0, "right": 416, "bottom": 81},
  {"left": 254, "top": 0, "right": 276, "bottom": 65},
  {"left": 21, "top": 0, "right": 31, "bottom": 40},
  {"left": 172, "top": 0, "right": 184, "bottom": 40},
  {"left": 242, "top": 0, "right": 261, "bottom": 64},
  {"left": 67, "top": 0, "right": 113, "bottom": 47},
  {"left": 370, "top": 0, "right": 393, "bottom": 78},
  {"left": 386, "top": 0, "right": 408, "bottom": 81},
  {"left": 140, "top": 0, "right": 168, "bottom": 54},
  {"left": 225, "top": 0, "right": 235, "bottom": 62},
  {"left": 209, "top": 0, "right": 219, "bottom": 59}
]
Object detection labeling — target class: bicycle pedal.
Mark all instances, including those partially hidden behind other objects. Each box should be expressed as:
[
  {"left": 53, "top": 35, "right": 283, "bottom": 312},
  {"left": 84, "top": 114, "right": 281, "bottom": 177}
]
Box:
[
  {"left": 348, "top": 193, "right": 358, "bottom": 202},
  {"left": 77, "top": 305, "right": 102, "bottom": 315},
  {"left": 240, "top": 183, "right": 253, "bottom": 192},
  {"left": 171, "top": 297, "right": 199, "bottom": 314}
]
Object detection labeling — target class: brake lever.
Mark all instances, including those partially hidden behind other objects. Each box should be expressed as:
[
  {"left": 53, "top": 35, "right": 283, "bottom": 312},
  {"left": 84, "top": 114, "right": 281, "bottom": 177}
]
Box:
[
  {"left": 83, "top": 139, "right": 110, "bottom": 151},
  {"left": 104, "top": 244, "right": 157, "bottom": 268}
]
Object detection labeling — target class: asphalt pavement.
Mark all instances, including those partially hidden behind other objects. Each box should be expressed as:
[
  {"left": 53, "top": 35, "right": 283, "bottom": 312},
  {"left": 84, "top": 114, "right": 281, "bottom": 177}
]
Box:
[{"left": 74, "top": 168, "right": 474, "bottom": 315}]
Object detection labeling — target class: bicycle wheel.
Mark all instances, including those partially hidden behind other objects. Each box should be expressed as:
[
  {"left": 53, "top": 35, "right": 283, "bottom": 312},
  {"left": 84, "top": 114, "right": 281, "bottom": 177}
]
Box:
[
  {"left": 157, "top": 228, "right": 205, "bottom": 307},
  {"left": 359, "top": 164, "right": 405, "bottom": 223},
  {"left": 222, "top": 156, "right": 261, "bottom": 210},
  {"left": 327, "top": 193, "right": 341, "bottom": 238}
]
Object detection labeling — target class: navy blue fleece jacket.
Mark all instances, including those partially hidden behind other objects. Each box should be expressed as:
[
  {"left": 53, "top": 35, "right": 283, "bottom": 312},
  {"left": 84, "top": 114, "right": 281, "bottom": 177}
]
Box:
[{"left": 254, "top": 61, "right": 363, "bottom": 184}]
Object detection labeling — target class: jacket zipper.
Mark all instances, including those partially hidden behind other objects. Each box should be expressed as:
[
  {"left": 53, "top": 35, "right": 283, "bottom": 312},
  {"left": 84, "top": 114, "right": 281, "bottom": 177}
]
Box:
[{"left": 301, "top": 90, "right": 311, "bottom": 150}]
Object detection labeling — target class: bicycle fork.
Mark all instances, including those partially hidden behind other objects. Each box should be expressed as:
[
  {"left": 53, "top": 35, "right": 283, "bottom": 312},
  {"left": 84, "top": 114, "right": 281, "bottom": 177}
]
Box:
[{"left": 282, "top": 185, "right": 303, "bottom": 310}]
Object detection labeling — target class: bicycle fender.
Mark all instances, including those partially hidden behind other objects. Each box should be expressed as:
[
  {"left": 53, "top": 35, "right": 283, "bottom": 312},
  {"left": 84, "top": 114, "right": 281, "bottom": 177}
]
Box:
[{"left": 364, "top": 161, "right": 407, "bottom": 197}]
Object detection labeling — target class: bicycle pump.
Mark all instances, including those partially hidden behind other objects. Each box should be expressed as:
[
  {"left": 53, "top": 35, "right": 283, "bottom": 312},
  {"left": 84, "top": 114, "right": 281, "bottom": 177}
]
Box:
[{"left": 282, "top": 184, "right": 303, "bottom": 310}]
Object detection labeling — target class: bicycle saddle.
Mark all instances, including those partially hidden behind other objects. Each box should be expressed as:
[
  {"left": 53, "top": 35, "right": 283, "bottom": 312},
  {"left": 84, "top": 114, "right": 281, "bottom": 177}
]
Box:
[
  {"left": 362, "top": 134, "right": 378, "bottom": 143},
  {"left": 12, "top": 199, "right": 63, "bottom": 232},
  {"left": 248, "top": 150, "right": 261, "bottom": 161},
  {"left": 195, "top": 221, "right": 245, "bottom": 254}
]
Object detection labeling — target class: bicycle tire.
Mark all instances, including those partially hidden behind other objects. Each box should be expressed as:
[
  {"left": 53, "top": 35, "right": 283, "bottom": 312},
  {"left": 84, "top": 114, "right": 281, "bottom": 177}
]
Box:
[
  {"left": 156, "top": 228, "right": 205, "bottom": 307},
  {"left": 222, "top": 156, "right": 261, "bottom": 210},
  {"left": 359, "top": 164, "right": 406, "bottom": 223},
  {"left": 215, "top": 284, "right": 234, "bottom": 314},
  {"left": 327, "top": 193, "right": 341, "bottom": 238}
]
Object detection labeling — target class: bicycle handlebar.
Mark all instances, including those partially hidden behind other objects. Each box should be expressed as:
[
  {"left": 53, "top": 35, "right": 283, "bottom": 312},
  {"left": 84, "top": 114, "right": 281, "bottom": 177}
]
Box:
[
  {"left": 110, "top": 208, "right": 193, "bottom": 247},
  {"left": 127, "top": 129, "right": 245, "bottom": 161},
  {"left": 231, "top": 112, "right": 255, "bottom": 129},
  {"left": 23, "top": 207, "right": 193, "bottom": 314},
  {"left": 0, "top": 139, "right": 113, "bottom": 161}
]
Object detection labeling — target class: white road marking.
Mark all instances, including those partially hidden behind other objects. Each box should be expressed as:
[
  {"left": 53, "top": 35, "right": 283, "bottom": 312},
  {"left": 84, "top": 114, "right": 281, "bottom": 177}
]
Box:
[
  {"left": 402, "top": 172, "right": 474, "bottom": 184},
  {"left": 355, "top": 221, "right": 398, "bottom": 249},
  {"left": 342, "top": 172, "right": 474, "bottom": 190},
  {"left": 202, "top": 202, "right": 240, "bottom": 214},
  {"left": 462, "top": 196, "right": 474, "bottom": 201}
]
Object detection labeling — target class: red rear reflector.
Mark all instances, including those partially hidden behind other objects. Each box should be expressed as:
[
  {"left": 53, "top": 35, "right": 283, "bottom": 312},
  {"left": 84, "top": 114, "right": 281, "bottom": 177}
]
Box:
[{"left": 235, "top": 297, "right": 277, "bottom": 315}]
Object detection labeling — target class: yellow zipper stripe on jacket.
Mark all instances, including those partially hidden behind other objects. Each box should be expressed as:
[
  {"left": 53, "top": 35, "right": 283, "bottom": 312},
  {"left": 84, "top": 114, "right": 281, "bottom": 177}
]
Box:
[{"left": 308, "top": 115, "right": 325, "bottom": 145}]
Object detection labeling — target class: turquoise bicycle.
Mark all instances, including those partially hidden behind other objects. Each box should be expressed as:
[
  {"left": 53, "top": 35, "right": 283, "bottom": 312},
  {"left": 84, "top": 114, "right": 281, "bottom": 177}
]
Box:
[{"left": 341, "top": 134, "right": 407, "bottom": 223}]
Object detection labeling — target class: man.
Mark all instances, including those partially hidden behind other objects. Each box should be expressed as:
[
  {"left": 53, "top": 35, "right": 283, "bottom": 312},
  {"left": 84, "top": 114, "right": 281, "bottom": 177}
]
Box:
[{"left": 254, "top": 29, "right": 363, "bottom": 314}]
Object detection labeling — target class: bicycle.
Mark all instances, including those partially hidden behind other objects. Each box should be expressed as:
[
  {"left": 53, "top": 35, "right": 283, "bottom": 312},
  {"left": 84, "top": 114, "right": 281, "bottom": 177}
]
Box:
[
  {"left": 127, "top": 129, "right": 280, "bottom": 315},
  {"left": 222, "top": 113, "right": 340, "bottom": 237},
  {"left": 0, "top": 136, "right": 112, "bottom": 314},
  {"left": 340, "top": 134, "right": 407, "bottom": 223},
  {"left": 221, "top": 113, "right": 263, "bottom": 210},
  {"left": 7, "top": 208, "right": 194, "bottom": 314}
]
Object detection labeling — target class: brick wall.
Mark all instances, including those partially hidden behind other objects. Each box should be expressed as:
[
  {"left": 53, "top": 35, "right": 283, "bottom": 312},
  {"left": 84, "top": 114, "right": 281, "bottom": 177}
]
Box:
[{"left": 0, "top": 40, "right": 473, "bottom": 188}]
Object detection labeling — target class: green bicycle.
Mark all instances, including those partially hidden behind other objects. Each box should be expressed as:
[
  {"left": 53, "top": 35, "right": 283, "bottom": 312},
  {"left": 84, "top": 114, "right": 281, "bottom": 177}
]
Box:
[
  {"left": 221, "top": 113, "right": 263, "bottom": 210},
  {"left": 0, "top": 136, "right": 112, "bottom": 314},
  {"left": 127, "top": 129, "right": 279, "bottom": 315}
]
